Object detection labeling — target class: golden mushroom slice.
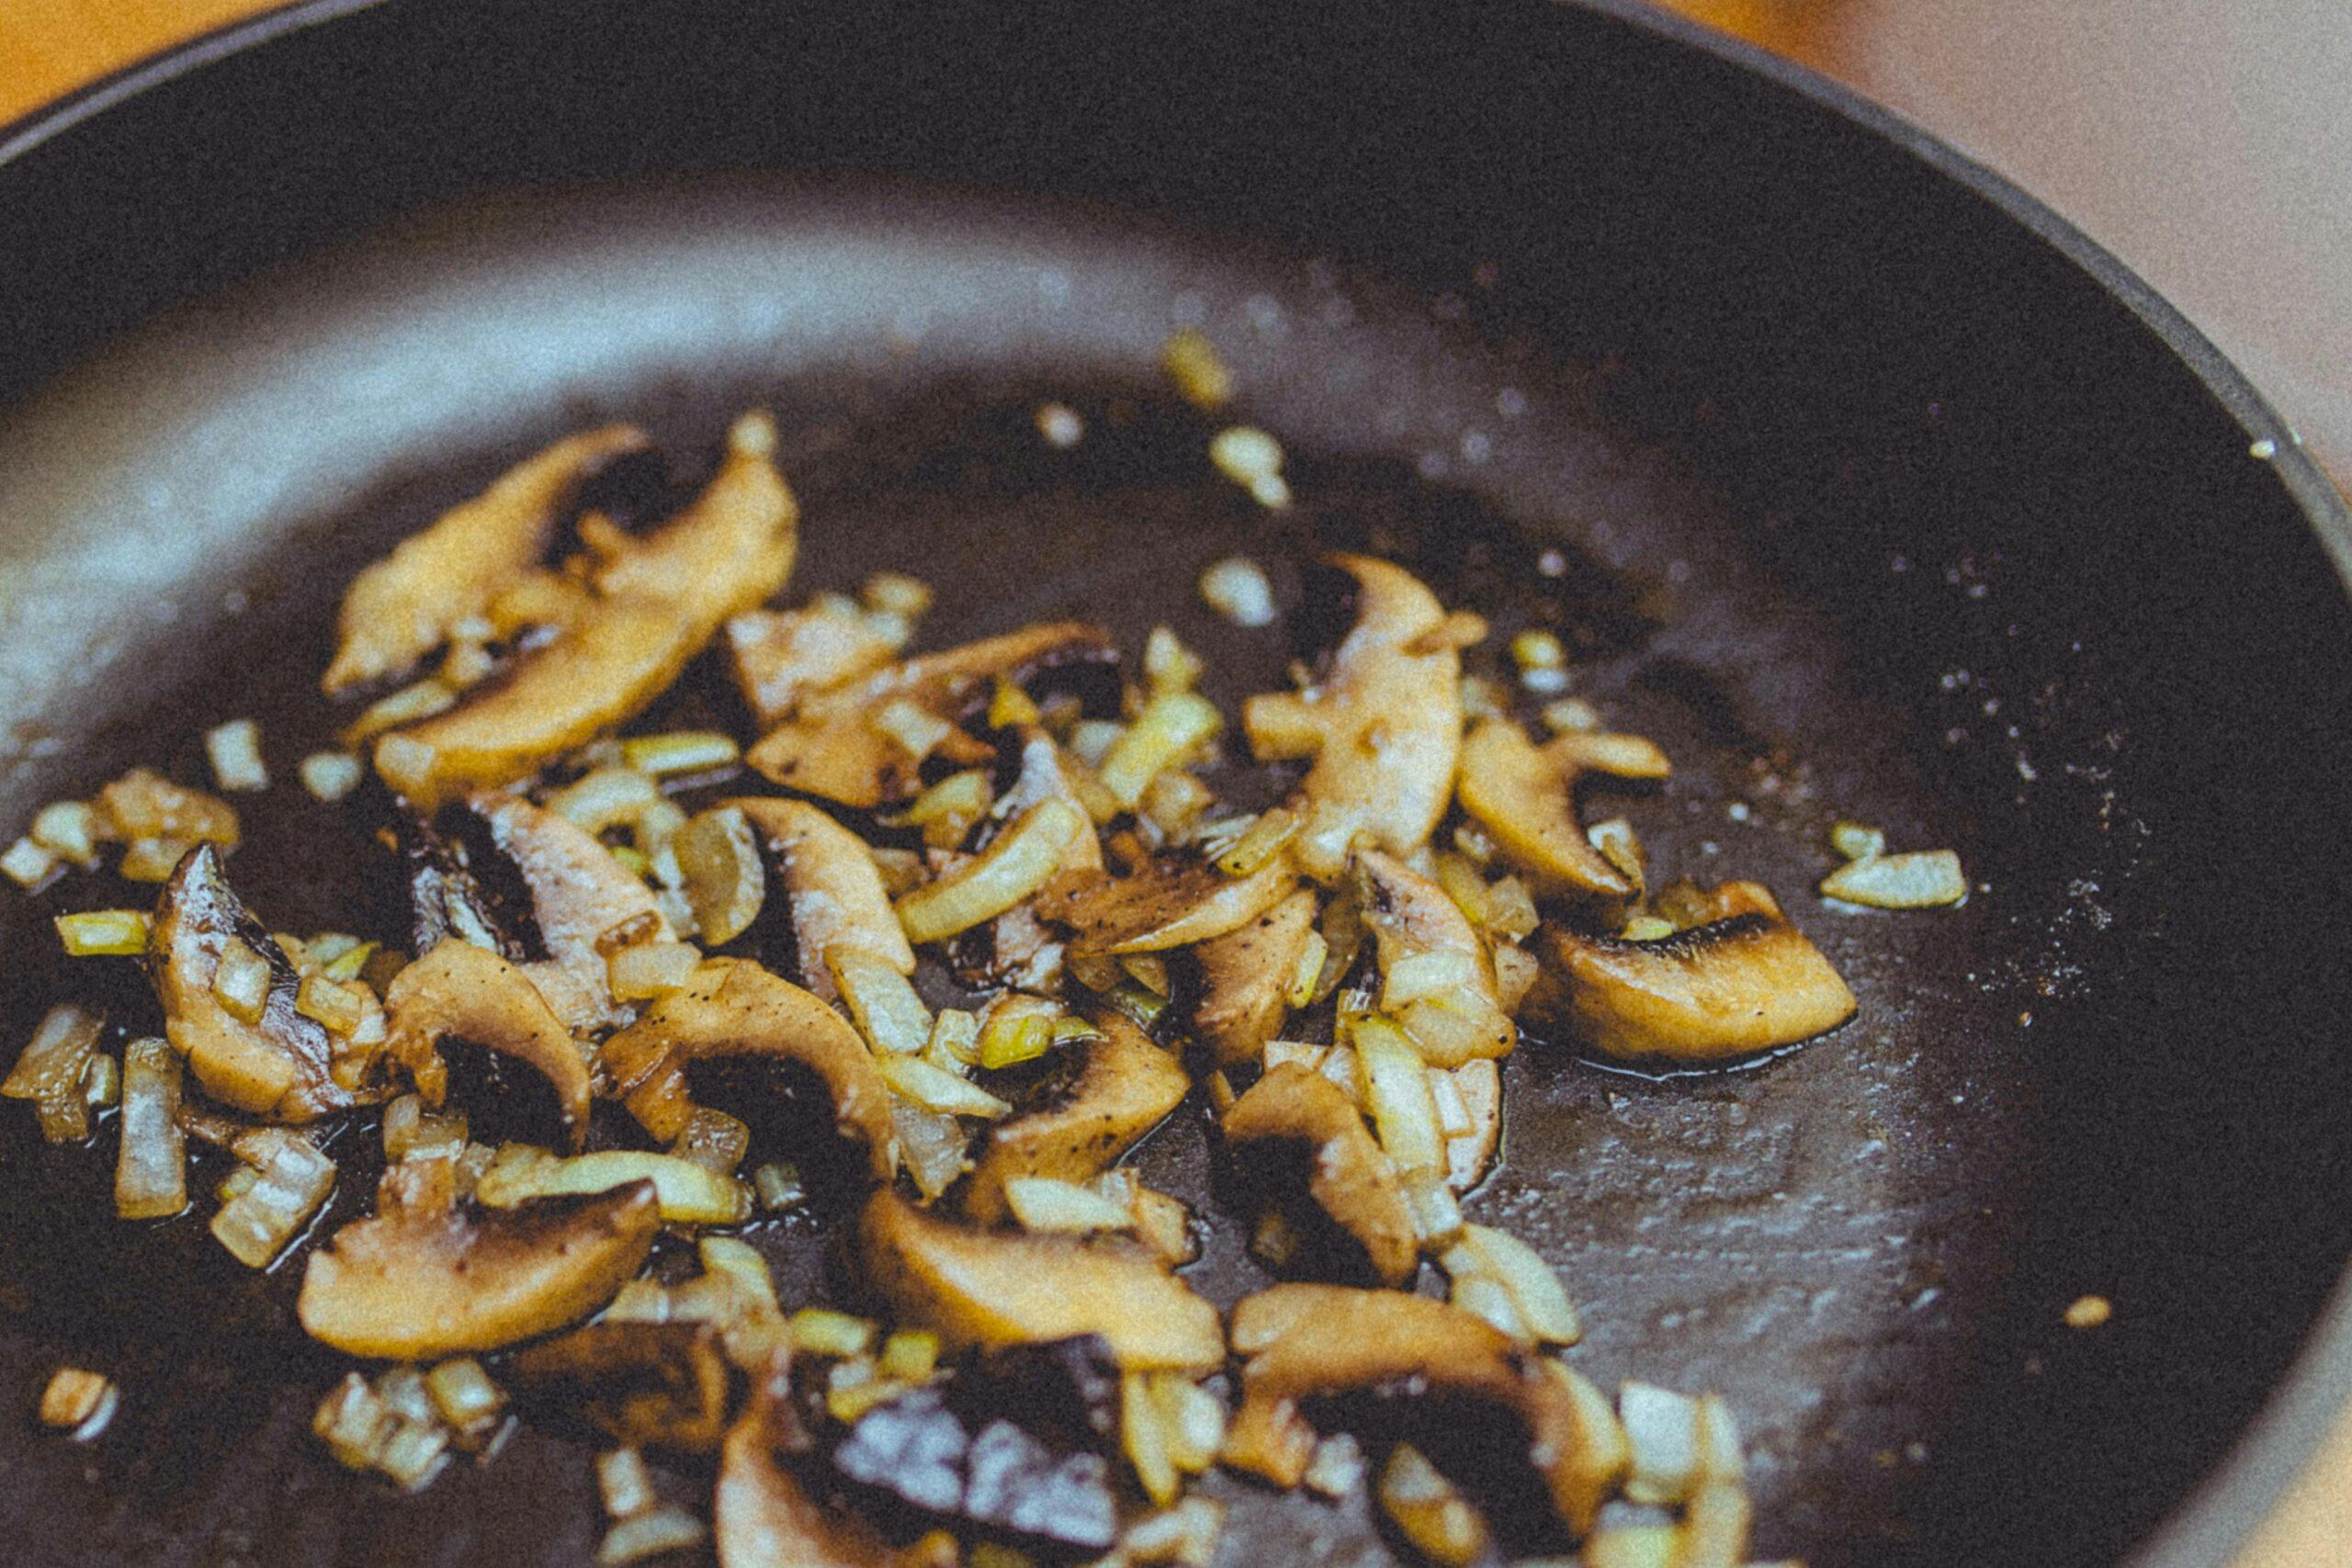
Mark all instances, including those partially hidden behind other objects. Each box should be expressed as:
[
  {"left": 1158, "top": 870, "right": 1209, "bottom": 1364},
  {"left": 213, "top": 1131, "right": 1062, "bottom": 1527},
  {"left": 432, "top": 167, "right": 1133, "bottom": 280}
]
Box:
[
  {"left": 1040, "top": 851, "right": 1298, "bottom": 959},
  {"left": 1243, "top": 555, "right": 1463, "bottom": 879},
  {"left": 324, "top": 423, "right": 649, "bottom": 694},
  {"left": 599, "top": 957, "right": 898, "bottom": 1179},
  {"left": 375, "top": 414, "right": 798, "bottom": 807},
  {"left": 1457, "top": 719, "right": 1671, "bottom": 903},
  {"left": 746, "top": 621, "right": 1117, "bottom": 808},
  {"left": 725, "top": 604, "right": 899, "bottom": 730},
  {"left": 717, "top": 1384, "right": 934, "bottom": 1568},
  {"left": 1191, "top": 887, "right": 1319, "bottom": 1066},
  {"left": 297, "top": 1158, "right": 659, "bottom": 1359},
  {"left": 148, "top": 843, "right": 373, "bottom": 1121},
  {"left": 962, "top": 1011, "right": 1190, "bottom": 1224},
  {"left": 1226, "top": 1282, "right": 1628, "bottom": 1537},
  {"left": 858, "top": 1189, "right": 1224, "bottom": 1371},
  {"left": 381, "top": 939, "right": 593, "bottom": 1151},
  {"left": 1222, "top": 1064, "right": 1418, "bottom": 1286},
  {"left": 1525, "top": 881, "right": 1856, "bottom": 1065},
  {"left": 469, "top": 789, "right": 671, "bottom": 1031},
  {"left": 730, "top": 796, "right": 914, "bottom": 1004},
  {"left": 1359, "top": 849, "right": 1516, "bottom": 1067}
]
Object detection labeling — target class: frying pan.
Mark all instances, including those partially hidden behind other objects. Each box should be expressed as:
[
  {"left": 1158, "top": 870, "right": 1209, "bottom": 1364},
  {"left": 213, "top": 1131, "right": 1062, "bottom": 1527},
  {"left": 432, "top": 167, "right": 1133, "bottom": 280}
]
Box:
[{"left": 3, "top": 1, "right": 2349, "bottom": 1564}]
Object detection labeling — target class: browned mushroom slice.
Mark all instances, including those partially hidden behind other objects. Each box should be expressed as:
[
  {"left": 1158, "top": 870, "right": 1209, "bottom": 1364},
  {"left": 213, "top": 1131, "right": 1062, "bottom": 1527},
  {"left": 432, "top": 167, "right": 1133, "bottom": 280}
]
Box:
[
  {"left": 1040, "top": 851, "right": 1298, "bottom": 959},
  {"left": 147, "top": 844, "right": 369, "bottom": 1121},
  {"left": 744, "top": 622, "right": 1116, "bottom": 808},
  {"left": 725, "top": 604, "right": 899, "bottom": 729},
  {"left": 1525, "top": 881, "right": 1856, "bottom": 1065},
  {"left": 511, "top": 1318, "right": 730, "bottom": 1451},
  {"left": 297, "top": 1158, "right": 659, "bottom": 1359},
  {"left": 1192, "top": 887, "right": 1318, "bottom": 1066},
  {"left": 323, "top": 423, "right": 649, "bottom": 694},
  {"left": 717, "top": 1388, "right": 925, "bottom": 1568},
  {"left": 730, "top": 796, "right": 914, "bottom": 1004},
  {"left": 1457, "top": 719, "right": 1671, "bottom": 902},
  {"left": 376, "top": 416, "right": 797, "bottom": 807},
  {"left": 470, "top": 789, "right": 670, "bottom": 1031},
  {"left": 858, "top": 1190, "right": 1224, "bottom": 1371},
  {"left": 599, "top": 957, "right": 897, "bottom": 1179},
  {"left": 1226, "top": 1282, "right": 1627, "bottom": 1537},
  {"left": 962, "top": 1012, "right": 1190, "bottom": 1224},
  {"left": 1358, "top": 849, "right": 1516, "bottom": 1067},
  {"left": 382, "top": 939, "right": 593, "bottom": 1151},
  {"left": 1222, "top": 1064, "right": 1418, "bottom": 1286},
  {"left": 1242, "top": 555, "right": 1463, "bottom": 879}
]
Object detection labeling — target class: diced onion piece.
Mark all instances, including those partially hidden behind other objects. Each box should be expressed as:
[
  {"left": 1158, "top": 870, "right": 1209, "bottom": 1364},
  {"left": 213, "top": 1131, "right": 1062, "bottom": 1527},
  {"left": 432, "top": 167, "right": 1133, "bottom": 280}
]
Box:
[
  {"left": 205, "top": 719, "right": 268, "bottom": 792},
  {"left": 1005, "top": 1176, "right": 1137, "bottom": 1234},
  {"left": 878, "top": 1328, "right": 942, "bottom": 1383},
  {"left": 595, "top": 1506, "right": 707, "bottom": 1566},
  {"left": 295, "top": 973, "right": 368, "bottom": 1036},
  {"left": 39, "top": 1368, "right": 118, "bottom": 1438},
  {"left": 923, "top": 1008, "right": 981, "bottom": 1068},
  {"left": 1588, "top": 816, "right": 1646, "bottom": 891},
  {"left": 1821, "top": 849, "right": 1968, "bottom": 908},
  {"left": 425, "top": 1359, "right": 506, "bottom": 1434},
  {"left": 1143, "top": 625, "right": 1205, "bottom": 696},
  {"left": 81, "top": 1053, "right": 119, "bottom": 1108},
  {"left": 1097, "top": 691, "right": 1222, "bottom": 810},
  {"left": 608, "top": 940, "right": 702, "bottom": 1001},
  {"left": 1285, "top": 931, "right": 1329, "bottom": 1010},
  {"left": 789, "top": 1308, "right": 877, "bottom": 1359},
  {"left": 1585, "top": 1523, "right": 1681, "bottom": 1568},
  {"left": 55, "top": 908, "right": 151, "bottom": 956},
  {"left": 830, "top": 946, "right": 932, "bottom": 1054},
  {"left": 1696, "top": 1393, "right": 1745, "bottom": 1483},
  {"left": 1303, "top": 1432, "right": 1367, "bottom": 1499},
  {"left": 322, "top": 938, "right": 378, "bottom": 983},
  {"left": 1383, "top": 947, "right": 1483, "bottom": 1010},
  {"left": 1510, "top": 628, "right": 1566, "bottom": 671},
  {"left": 989, "top": 675, "right": 1044, "bottom": 728},
  {"left": 1141, "top": 769, "right": 1214, "bottom": 840},
  {"left": 1215, "top": 806, "right": 1298, "bottom": 877},
  {"left": 210, "top": 1130, "right": 336, "bottom": 1269},
  {"left": 1, "top": 836, "right": 56, "bottom": 887},
  {"left": 475, "top": 1145, "right": 752, "bottom": 1225},
  {"left": 893, "top": 1100, "right": 971, "bottom": 1200},
  {"left": 547, "top": 767, "right": 663, "bottom": 834},
  {"left": 876, "top": 1052, "right": 1012, "bottom": 1119},
  {"left": 1439, "top": 1224, "right": 1582, "bottom": 1346},
  {"left": 1209, "top": 425, "right": 1290, "bottom": 509},
  {"left": 1120, "top": 953, "right": 1171, "bottom": 996},
  {"left": 1035, "top": 402, "right": 1085, "bottom": 449},
  {"left": 314, "top": 1374, "right": 393, "bottom": 1471},
  {"left": 1830, "top": 819, "right": 1887, "bottom": 861},
  {"left": 894, "top": 799, "right": 1084, "bottom": 944},
  {"left": 344, "top": 676, "right": 457, "bottom": 744},
  {"left": 1124, "top": 1495, "right": 1226, "bottom": 1568},
  {"left": 1679, "top": 1481, "right": 1755, "bottom": 1568},
  {"left": 872, "top": 697, "right": 953, "bottom": 762},
  {"left": 633, "top": 798, "right": 688, "bottom": 858},
  {"left": 5, "top": 1002, "right": 104, "bottom": 1143},
  {"left": 293, "top": 751, "right": 358, "bottom": 807},
  {"left": 620, "top": 729, "right": 741, "bottom": 777},
  {"left": 905, "top": 769, "right": 995, "bottom": 850},
  {"left": 1544, "top": 695, "right": 1603, "bottom": 733},
  {"left": 752, "top": 1160, "right": 806, "bottom": 1211},
  {"left": 383, "top": 1091, "right": 469, "bottom": 1163},
  {"left": 29, "top": 801, "right": 100, "bottom": 868},
  {"left": 118, "top": 838, "right": 192, "bottom": 883},
  {"left": 1482, "top": 874, "right": 1539, "bottom": 942},
  {"left": 1351, "top": 1016, "right": 1444, "bottom": 1175},
  {"left": 1621, "top": 915, "right": 1678, "bottom": 942},
  {"left": 1159, "top": 328, "right": 1232, "bottom": 410},
  {"left": 596, "top": 1445, "right": 658, "bottom": 1520},
  {"left": 1069, "top": 718, "right": 1125, "bottom": 768},
  {"left": 1377, "top": 1442, "right": 1490, "bottom": 1568},
  {"left": 97, "top": 767, "right": 238, "bottom": 845},
  {"left": 1491, "top": 944, "right": 1540, "bottom": 1013},
  {"left": 1123, "top": 1371, "right": 1182, "bottom": 1506},
  {"left": 1400, "top": 1168, "right": 1465, "bottom": 1247},
  {"left": 1620, "top": 1382, "right": 1703, "bottom": 1506},
  {"left": 671, "top": 1107, "right": 753, "bottom": 1175},
  {"left": 1198, "top": 555, "right": 1277, "bottom": 627},
  {"left": 861, "top": 570, "right": 934, "bottom": 619},
  {"left": 674, "top": 805, "right": 766, "bottom": 945},
  {"left": 977, "top": 995, "right": 1060, "bottom": 1069}
]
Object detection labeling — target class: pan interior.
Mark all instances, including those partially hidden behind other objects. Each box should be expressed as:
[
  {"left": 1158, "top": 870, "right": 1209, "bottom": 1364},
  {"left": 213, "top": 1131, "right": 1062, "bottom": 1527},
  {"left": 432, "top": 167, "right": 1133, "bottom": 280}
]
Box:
[{"left": 0, "top": 181, "right": 2340, "bottom": 1568}]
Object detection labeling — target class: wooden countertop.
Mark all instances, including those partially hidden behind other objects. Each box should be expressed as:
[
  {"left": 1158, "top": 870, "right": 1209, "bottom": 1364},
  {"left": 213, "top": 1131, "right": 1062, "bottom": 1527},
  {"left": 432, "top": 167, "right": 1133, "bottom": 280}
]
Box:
[{"left": 2, "top": 2, "right": 2345, "bottom": 1563}]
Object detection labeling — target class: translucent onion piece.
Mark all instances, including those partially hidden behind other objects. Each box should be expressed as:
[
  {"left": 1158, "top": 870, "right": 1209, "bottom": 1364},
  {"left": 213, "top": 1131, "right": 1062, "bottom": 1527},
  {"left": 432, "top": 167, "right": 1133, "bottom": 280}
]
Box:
[
  {"left": 607, "top": 940, "right": 701, "bottom": 1001},
  {"left": 1096, "top": 691, "right": 1221, "bottom": 810},
  {"left": 675, "top": 805, "right": 766, "bottom": 945},
  {"left": 1439, "top": 1224, "right": 1582, "bottom": 1347},
  {"left": 300, "top": 751, "right": 365, "bottom": 802},
  {"left": 211, "top": 1130, "right": 336, "bottom": 1269},
  {"left": 1, "top": 837, "right": 55, "bottom": 887},
  {"left": 1620, "top": 1381, "right": 1703, "bottom": 1506},
  {"left": 31, "top": 800, "right": 103, "bottom": 865},
  {"left": 596, "top": 1446, "right": 658, "bottom": 1521},
  {"left": 39, "top": 1368, "right": 119, "bottom": 1439},
  {"left": 1351, "top": 1016, "right": 1444, "bottom": 1175},
  {"left": 670, "top": 1107, "right": 753, "bottom": 1175},
  {"left": 892, "top": 1100, "right": 971, "bottom": 1201},
  {"left": 426, "top": 1358, "right": 506, "bottom": 1434},
  {"left": 621, "top": 730, "right": 741, "bottom": 777},
  {"left": 1820, "top": 848, "right": 1968, "bottom": 908},
  {"left": 1213, "top": 806, "right": 1298, "bottom": 877},
  {"left": 55, "top": 909, "right": 151, "bottom": 957},
  {"left": 595, "top": 1506, "right": 707, "bottom": 1566},
  {"left": 830, "top": 947, "right": 933, "bottom": 1054},
  {"left": 1124, "top": 1496, "right": 1226, "bottom": 1568},
  {"left": 1377, "top": 1442, "right": 1490, "bottom": 1568},
  {"left": 1159, "top": 329, "right": 1231, "bottom": 410},
  {"left": 205, "top": 719, "right": 268, "bottom": 792},
  {"left": 894, "top": 799, "right": 1084, "bottom": 944},
  {"left": 4, "top": 1001, "right": 103, "bottom": 1143},
  {"left": 1829, "top": 819, "right": 1887, "bottom": 861},
  {"left": 115, "top": 1038, "right": 187, "bottom": 1220},
  {"left": 876, "top": 1053, "right": 1012, "bottom": 1119},
  {"left": 1005, "top": 1177, "right": 1136, "bottom": 1234},
  {"left": 475, "top": 1146, "right": 752, "bottom": 1225}
]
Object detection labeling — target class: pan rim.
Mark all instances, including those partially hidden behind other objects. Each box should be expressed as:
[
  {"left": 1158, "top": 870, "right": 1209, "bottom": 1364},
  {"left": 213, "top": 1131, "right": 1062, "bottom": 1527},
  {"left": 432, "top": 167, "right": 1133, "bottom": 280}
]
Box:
[{"left": 2, "top": 3, "right": 2347, "bottom": 1565}]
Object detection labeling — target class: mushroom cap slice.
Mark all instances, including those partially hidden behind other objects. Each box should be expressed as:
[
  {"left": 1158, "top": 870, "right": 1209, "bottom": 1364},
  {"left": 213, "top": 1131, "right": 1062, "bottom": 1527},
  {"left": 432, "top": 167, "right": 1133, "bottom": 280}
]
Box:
[
  {"left": 1041, "top": 851, "right": 1298, "bottom": 958},
  {"left": 470, "top": 789, "right": 670, "bottom": 1031},
  {"left": 147, "top": 843, "right": 368, "bottom": 1122},
  {"left": 1227, "top": 1282, "right": 1626, "bottom": 1536},
  {"left": 1192, "top": 887, "right": 1319, "bottom": 1066},
  {"left": 1359, "top": 849, "right": 1517, "bottom": 1067},
  {"left": 1526, "top": 881, "right": 1857, "bottom": 1064},
  {"left": 377, "top": 419, "right": 797, "bottom": 807},
  {"left": 745, "top": 622, "right": 1116, "bottom": 809},
  {"left": 324, "top": 423, "right": 648, "bottom": 694},
  {"left": 731, "top": 796, "right": 915, "bottom": 1003},
  {"left": 717, "top": 1389, "right": 920, "bottom": 1568},
  {"left": 1222, "top": 1063, "right": 1419, "bottom": 1286},
  {"left": 858, "top": 1190, "right": 1223, "bottom": 1371},
  {"left": 600, "top": 957, "right": 898, "bottom": 1179},
  {"left": 1244, "top": 555, "right": 1462, "bottom": 879},
  {"left": 962, "top": 1012, "right": 1190, "bottom": 1224},
  {"left": 297, "top": 1160, "right": 658, "bottom": 1359},
  {"left": 1456, "top": 719, "right": 1670, "bottom": 902},
  {"left": 382, "top": 938, "right": 593, "bottom": 1151}
]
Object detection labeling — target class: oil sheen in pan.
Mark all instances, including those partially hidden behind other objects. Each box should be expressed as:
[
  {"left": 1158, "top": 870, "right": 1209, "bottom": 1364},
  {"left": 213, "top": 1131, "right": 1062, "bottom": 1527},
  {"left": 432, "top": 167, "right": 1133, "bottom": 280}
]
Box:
[{"left": 0, "top": 181, "right": 2021, "bottom": 1567}]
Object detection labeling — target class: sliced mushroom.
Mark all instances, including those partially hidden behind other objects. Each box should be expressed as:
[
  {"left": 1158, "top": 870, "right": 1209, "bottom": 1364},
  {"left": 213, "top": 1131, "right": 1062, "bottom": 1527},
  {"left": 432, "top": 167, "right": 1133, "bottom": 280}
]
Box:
[
  {"left": 745, "top": 622, "right": 1116, "bottom": 808},
  {"left": 717, "top": 1388, "right": 918, "bottom": 1568},
  {"left": 1192, "top": 887, "right": 1318, "bottom": 1066},
  {"left": 730, "top": 796, "right": 914, "bottom": 1004},
  {"left": 1222, "top": 1064, "right": 1418, "bottom": 1286},
  {"left": 962, "top": 1012, "right": 1190, "bottom": 1224},
  {"left": 297, "top": 1157, "right": 659, "bottom": 1358},
  {"left": 147, "top": 843, "right": 369, "bottom": 1121},
  {"left": 471, "top": 790, "right": 671, "bottom": 1030},
  {"left": 858, "top": 1190, "right": 1223, "bottom": 1371},
  {"left": 382, "top": 939, "right": 593, "bottom": 1151},
  {"left": 324, "top": 423, "right": 649, "bottom": 694},
  {"left": 599, "top": 957, "right": 897, "bottom": 1179},
  {"left": 1456, "top": 719, "right": 1670, "bottom": 902},
  {"left": 511, "top": 1318, "right": 730, "bottom": 1450},
  {"left": 376, "top": 416, "right": 797, "bottom": 807},
  {"left": 1243, "top": 555, "right": 1463, "bottom": 879},
  {"left": 1227, "top": 1282, "right": 1627, "bottom": 1537},
  {"left": 1525, "top": 881, "right": 1856, "bottom": 1065},
  {"left": 726, "top": 604, "right": 900, "bottom": 729},
  {"left": 1359, "top": 849, "right": 1516, "bottom": 1067},
  {"left": 1040, "top": 850, "right": 1298, "bottom": 958}
]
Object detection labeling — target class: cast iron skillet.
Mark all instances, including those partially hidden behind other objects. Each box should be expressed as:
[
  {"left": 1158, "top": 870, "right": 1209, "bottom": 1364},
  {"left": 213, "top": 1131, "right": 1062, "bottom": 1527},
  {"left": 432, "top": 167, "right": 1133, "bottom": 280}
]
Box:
[{"left": 2, "top": 2, "right": 2349, "bottom": 1565}]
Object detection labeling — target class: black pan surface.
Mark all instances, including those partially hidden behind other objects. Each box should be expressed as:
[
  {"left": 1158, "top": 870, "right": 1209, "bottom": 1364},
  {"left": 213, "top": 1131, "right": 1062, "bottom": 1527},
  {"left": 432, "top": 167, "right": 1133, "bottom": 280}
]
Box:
[{"left": 1, "top": 5, "right": 2349, "bottom": 1567}]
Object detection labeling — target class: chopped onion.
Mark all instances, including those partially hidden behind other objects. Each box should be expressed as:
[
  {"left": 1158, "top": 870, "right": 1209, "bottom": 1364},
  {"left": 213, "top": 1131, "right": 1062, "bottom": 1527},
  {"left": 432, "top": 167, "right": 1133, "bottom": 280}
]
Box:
[
  {"left": 1123, "top": 1495, "right": 1226, "bottom": 1568},
  {"left": 314, "top": 1374, "right": 391, "bottom": 1470},
  {"left": 1208, "top": 426, "right": 1290, "bottom": 509},
  {"left": 1588, "top": 816, "right": 1646, "bottom": 891},
  {"left": 213, "top": 939, "right": 276, "bottom": 1025},
  {"left": 1481, "top": 874, "right": 1539, "bottom": 942},
  {"left": 1377, "top": 1442, "right": 1490, "bottom": 1568},
  {"left": 1351, "top": 1017, "right": 1444, "bottom": 1175},
  {"left": 872, "top": 697, "right": 953, "bottom": 762},
  {"left": 294, "top": 973, "right": 368, "bottom": 1035},
  {"left": 80, "top": 1052, "right": 119, "bottom": 1108},
  {"left": 1510, "top": 627, "right": 1566, "bottom": 671},
  {"left": 596, "top": 1445, "right": 658, "bottom": 1520},
  {"left": 904, "top": 769, "right": 994, "bottom": 849},
  {"left": 54, "top": 908, "right": 151, "bottom": 957},
  {"left": 1097, "top": 691, "right": 1221, "bottom": 809},
  {"left": 894, "top": 799, "right": 1083, "bottom": 944},
  {"left": 1, "top": 836, "right": 55, "bottom": 887},
  {"left": 343, "top": 676, "right": 457, "bottom": 744},
  {"left": 205, "top": 719, "right": 268, "bottom": 792},
  {"left": 670, "top": 1107, "right": 752, "bottom": 1175},
  {"left": 1620, "top": 915, "right": 1678, "bottom": 942},
  {"left": 674, "top": 806, "right": 765, "bottom": 945},
  {"left": 1159, "top": 328, "right": 1232, "bottom": 410},
  {"left": 594, "top": 1506, "right": 705, "bottom": 1566},
  {"left": 1035, "top": 402, "right": 1085, "bottom": 448},
  {"left": 1584, "top": 1523, "right": 1680, "bottom": 1568},
  {"left": 1544, "top": 695, "right": 1603, "bottom": 733},
  {"left": 548, "top": 767, "right": 663, "bottom": 834},
  {"left": 1383, "top": 947, "right": 1483, "bottom": 1010},
  {"left": 1141, "top": 769, "right": 1214, "bottom": 840},
  {"left": 752, "top": 1160, "right": 806, "bottom": 1211},
  {"left": 620, "top": 729, "right": 741, "bottom": 777},
  {"left": 1303, "top": 1432, "right": 1366, "bottom": 1499},
  {"left": 861, "top": 570, "right": 934, "bottom": 619},
  {"left": 976, "top": 999, "right": 1057, "bottom": 1070},
  {"left": 1401, "top": 1169, "right": 1465, "bottom": 1247},
  {"left": 1829, "top": 819, "right": 1886, "bottom": 861},
  {"left": 1214, "top": 805, "right": 1298, "bottom": 877},
  {"left": 1679, "top": 1481, "right": 1755, "bottom": 1568},
  {"left": 1820, "top": 849, "right": 1967, "bottom": 908},
  {"left": 1005, "top": 1176, "right": 1136, "bottom": 1234},
  {"left": 878, "top": 1328, "right": 941, "bottom": 1382},
  {"left": 1143, "top": 625, "right": 1205, "bottom": 695},
  {"left": 923, "top": 1008, "right": 980, "bottom": 1067},
  {"left": 38, "top": 1367, "right": 117, "bottom": 1438},
  {"left": 876, "top": 1052, "right": 1012, "bottom": 1119},
  {"left": 383, "top": 1092, "right": 469, "bottom": 1163},
  {"left": 830, "top": 947, "right": 932, "bottom": 1054},
  {"left": 1440, "top": 1224, "right": 1582, "bottom": 1346},
  {"left": 1123, "top": 1371, "right": 1182, "bottom": 1506},
  {"left": 607, "top": 940, "right": 701, "bottom": 1001},
  {"left": 789, "top": 1308, "right": 876, "bottom": 1359},
  {"left": 891, "top": 1100, "right": 970, "bottom": 1200},
  {"left": 1620, "top": 1382, "right": 1702, "bottom": 1506},
  {"left": 4, "top": 1002, "right": 103, "bottom": 1143},
  {"left": 475, "top": 1145, "right": 751, "bottom": 1225},
  {"left": 118, "top": 837, "right": 192, "bottom": 883},
  {"left": 211, "top": 1130, "right": 335, "bottom": 1269},
  {"left": 1198, "top": 556, "right": 1277, "bottom": 627},
  {"left": 426, "top": 1358, "right": 506, "bottom": 1435}
]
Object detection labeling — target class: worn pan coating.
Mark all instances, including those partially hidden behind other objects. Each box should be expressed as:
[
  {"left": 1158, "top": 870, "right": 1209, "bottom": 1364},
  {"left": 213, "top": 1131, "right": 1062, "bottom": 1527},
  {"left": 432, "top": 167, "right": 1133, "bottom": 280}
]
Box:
[{"left": 1, "top": 2, "right": 2349, "bottom": 1565}]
